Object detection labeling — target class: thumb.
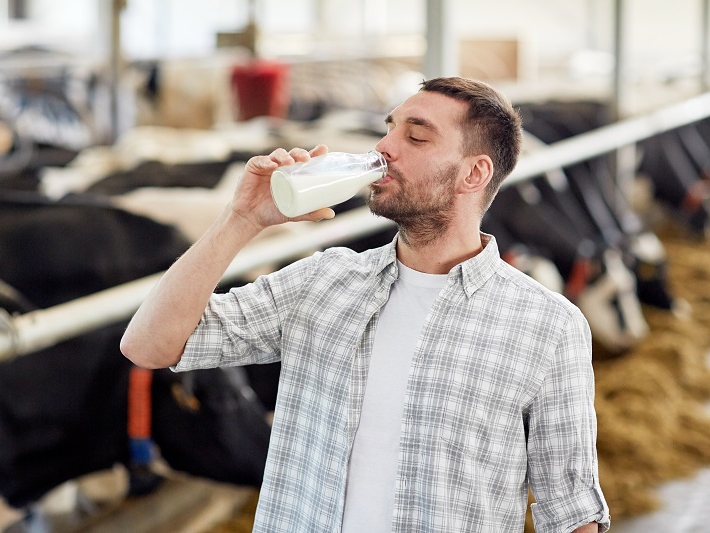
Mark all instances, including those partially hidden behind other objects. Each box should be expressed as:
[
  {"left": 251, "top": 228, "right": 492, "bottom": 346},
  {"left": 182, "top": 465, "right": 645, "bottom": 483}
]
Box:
[{"left": 293, "top": 207, "right": 335, "bottom": 223}]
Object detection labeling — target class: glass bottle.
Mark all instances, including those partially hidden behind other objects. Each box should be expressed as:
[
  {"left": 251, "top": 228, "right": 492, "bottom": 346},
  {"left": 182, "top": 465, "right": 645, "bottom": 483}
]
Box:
[{"left": 270, "top": 150, "right": 387, "bottom": 218}]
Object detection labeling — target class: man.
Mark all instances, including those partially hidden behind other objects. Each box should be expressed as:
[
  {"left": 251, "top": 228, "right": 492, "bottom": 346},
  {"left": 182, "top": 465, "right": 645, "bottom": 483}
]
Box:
[{"left": 121, "top": 77, "right": 610, "bottom": 532}]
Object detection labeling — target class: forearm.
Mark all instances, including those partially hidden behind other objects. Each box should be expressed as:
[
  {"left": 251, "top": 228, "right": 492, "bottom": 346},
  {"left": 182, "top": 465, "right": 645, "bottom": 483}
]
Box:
[
  {"left": 573, "top": 522, "right": 598, "bottom": 533},
  {"left": 120, "top": 205, "right": 261, "bottom": 368}
]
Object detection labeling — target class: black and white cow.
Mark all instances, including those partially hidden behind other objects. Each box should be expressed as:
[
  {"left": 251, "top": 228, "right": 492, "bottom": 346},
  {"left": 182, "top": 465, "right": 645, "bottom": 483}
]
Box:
[
  {"left": 0, "top": 192, "right": 271, "bottom": 517},
  {"left": 485, "top": 174, "right": 650, "bottom": 355},
  {"left": 638, "top": 129, "right": 710, "bottom": 234},
  {"left": 516, "top": 102, "right": 678, "bottom": 313}
]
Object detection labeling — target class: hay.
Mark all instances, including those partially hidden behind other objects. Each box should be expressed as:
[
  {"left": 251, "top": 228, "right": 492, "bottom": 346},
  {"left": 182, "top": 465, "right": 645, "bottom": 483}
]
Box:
[
  {"left": 211, "top": 221, "right": 710, "bottom": 532},
  {"left": 590, "top": 222, "right": 710, "bottom": 523},
  {"left": 522, "top": 221, "right": 710, "bottom": 530}
]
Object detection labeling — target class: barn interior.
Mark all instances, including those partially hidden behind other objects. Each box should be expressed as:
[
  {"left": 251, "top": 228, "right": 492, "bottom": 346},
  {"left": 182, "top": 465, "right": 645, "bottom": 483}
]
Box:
[{"left": 2, "top": 1, "right": 710, "bottom": 531}]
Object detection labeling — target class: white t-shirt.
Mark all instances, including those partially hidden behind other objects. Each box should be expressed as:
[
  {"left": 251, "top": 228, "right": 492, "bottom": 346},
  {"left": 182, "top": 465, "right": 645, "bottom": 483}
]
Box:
[{"left": 341, "top": 260, "right": 448, "bottom": 532}]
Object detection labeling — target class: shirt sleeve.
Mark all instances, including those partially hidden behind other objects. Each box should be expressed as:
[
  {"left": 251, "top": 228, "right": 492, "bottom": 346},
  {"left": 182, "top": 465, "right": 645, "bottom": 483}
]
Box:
[
  {"left": 527, "top": 307, "right": 611, "bottom": 533},
  {"left": 172, "top": 252, "right": 321, "bottom": 372}
]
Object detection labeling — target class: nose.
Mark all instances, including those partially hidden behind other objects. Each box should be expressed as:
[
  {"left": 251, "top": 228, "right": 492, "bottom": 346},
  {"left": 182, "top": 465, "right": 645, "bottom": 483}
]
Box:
[{"left": 375, "top": 133, "right": 394, "bottom": 162}]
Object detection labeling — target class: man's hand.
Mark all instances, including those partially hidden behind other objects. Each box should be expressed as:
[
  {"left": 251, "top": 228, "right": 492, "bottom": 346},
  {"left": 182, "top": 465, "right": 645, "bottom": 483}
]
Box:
[{"left": 232, "top": 144, "right": 335, "bottom": 232}]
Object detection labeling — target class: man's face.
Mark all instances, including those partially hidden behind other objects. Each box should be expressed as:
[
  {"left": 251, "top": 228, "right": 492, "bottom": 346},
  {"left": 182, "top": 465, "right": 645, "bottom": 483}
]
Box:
[{"left": 367, "top": 91, "right": 468, "bottom": 235}]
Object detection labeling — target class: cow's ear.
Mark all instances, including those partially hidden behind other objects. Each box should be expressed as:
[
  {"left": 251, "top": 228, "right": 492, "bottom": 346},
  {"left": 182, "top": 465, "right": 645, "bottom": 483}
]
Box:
[{"left": 458, "top": 154, "right": 493, "bottom": 195}]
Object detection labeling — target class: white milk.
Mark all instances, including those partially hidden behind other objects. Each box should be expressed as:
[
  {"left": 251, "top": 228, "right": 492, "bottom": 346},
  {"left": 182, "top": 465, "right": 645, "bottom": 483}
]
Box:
[{"left": 270, "top": 151, "right": 386, "bottom": 218}]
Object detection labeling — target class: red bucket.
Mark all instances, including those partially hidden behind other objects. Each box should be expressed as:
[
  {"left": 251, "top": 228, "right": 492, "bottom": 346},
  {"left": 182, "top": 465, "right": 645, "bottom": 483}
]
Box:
[{"left": 231, "top": 60, "right": 290, "bottom": 121}]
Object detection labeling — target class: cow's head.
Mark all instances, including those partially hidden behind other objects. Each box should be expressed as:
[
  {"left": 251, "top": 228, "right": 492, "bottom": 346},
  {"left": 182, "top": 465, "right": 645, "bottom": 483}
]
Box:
[
  {"left": 572, "top": 248, "right": 650, "bottom": 354},
  {"left": 502, "top": 245, "right": 565, "bottom": 294}
]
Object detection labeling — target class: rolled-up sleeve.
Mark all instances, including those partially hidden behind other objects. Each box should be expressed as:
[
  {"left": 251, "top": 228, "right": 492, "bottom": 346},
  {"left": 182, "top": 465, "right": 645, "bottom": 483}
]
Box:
[{"left": 527, "top": 308, "right": 611, "bottom": 533}]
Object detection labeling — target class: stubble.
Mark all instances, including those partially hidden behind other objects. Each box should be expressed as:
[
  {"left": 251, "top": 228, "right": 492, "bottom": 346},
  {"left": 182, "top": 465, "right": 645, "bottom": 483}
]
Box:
[{"left": 366, "top": 162, "right": 459, "bottom": 246}]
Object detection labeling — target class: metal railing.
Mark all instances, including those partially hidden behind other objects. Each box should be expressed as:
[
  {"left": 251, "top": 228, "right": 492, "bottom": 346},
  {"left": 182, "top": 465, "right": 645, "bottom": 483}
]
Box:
[{"left": 3, "top": 90, "right": 710, "bottom": 362}]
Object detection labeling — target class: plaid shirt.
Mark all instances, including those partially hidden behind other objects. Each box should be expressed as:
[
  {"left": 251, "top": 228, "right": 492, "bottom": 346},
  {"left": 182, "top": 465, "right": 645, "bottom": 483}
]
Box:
[{"left": 175, "top": 234, "right": 610, "bottom": 533}]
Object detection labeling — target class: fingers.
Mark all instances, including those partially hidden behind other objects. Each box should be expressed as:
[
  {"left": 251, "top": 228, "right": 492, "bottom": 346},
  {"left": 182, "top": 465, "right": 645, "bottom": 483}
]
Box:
[
  {"left": 246, "top": 145, "right": 327, "bottom": 176},
  {"left": 246, "top": 154, "right": 279, "bottom": 174},
  {"left": 290, "top": 207, "right": 336, "bottom": 223},
  {"left": 267, "top": 145, "right": 329, "bottom": 167},
  {"left": 309, "top": 144, "right": 329, "bottom": 157},
  {"left": 288, "top": 147, "right": 311, "bottom": 162},
  {"left": 309, "top": 207, "right": 336, "bottom": 222}
]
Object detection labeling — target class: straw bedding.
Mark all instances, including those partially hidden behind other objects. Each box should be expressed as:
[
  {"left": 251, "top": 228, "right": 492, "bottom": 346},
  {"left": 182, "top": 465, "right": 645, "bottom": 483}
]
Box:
[{"left": 590, "top": 221, "right": 710, "bottom": 523}]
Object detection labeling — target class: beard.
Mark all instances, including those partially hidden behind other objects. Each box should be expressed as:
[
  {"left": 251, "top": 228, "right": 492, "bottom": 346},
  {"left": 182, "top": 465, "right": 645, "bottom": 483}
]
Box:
[{"left": 366, "top": 161, "right": 459, "bottom": 246}]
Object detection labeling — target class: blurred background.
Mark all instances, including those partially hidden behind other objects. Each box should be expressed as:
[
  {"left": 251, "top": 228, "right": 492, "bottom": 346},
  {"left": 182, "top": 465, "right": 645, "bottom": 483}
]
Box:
[{"left": 2, "top": 1, "right": 710, "bottom": 531}]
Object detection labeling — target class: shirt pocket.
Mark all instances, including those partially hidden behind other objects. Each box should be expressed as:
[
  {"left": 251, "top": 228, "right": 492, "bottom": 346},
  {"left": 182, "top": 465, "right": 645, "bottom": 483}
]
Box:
[
  {"left": 439, "top": 397, "right": 491, "bottom": 461},
  {"left": 438, "top": 374, "right": 525, "bottom": 480},
  {"left": 439, "top": 370, "right": 491, "bottom": 455}
]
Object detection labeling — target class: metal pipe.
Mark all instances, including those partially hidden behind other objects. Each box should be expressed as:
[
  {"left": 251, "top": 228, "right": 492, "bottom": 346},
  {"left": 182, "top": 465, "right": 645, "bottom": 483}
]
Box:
[
  {"left": 5, "top": 90, "right": 710, "bottom": 361},
  {"left": 611, "top": 0, "right": 625, "bottom": 122},
  {"left": 424, "top": 0, "right": 457, "bottom": 78},
  {"left": 108, "top": 0, "right": 124, "bottom": 143},
  {"left": 610, "top": 0, "right": 632, "bottom": 218},
  {"left": 0, "top": 209, "right": 395, "bottom": 362},
  {"left": 0, "top": 273, "right": 162, "bottom": 361},
  {"left": 507, "top": 90, "right": 710, "bottom": 185},
  {"left": 702, "top": 0, "right": 710, "bottom": 92}
]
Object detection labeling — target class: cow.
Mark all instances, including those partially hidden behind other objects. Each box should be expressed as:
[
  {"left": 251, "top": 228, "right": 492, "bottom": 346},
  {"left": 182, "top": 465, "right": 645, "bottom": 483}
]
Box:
[
  {"left": 517, "top": 104, "right": 678, "bottom": 313},
  {"left": 0, "top": 191, "right": 271, "bottom": 524},
  {"left": 678, "top": 118, "right": 710, "bottom": 181},
  {"left": 485, "top": 177, "right": 650, "bottom": 355},
  {"left": 562, "top": 158, "right": 676, "bottom": 311},
  {"left": 0, "top": 128, "right": 398, "bottom": 518},
  {"left": 479, "top": 207, "right": 565, "bottom": 294},
  {"left": 637, "top": 128, "right": 710, "bottom": 235}
]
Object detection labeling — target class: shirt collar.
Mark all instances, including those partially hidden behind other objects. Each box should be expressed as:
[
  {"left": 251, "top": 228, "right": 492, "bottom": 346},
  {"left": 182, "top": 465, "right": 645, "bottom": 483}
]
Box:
[
  {"left": 377, "top": 232, "right": 501, "bottom": 297},
  {"left": 453, "top": 232, "right": 501, "bottom": 298},
  {"left": 375, "top": 233, "right": 400, "bottom": 281}
]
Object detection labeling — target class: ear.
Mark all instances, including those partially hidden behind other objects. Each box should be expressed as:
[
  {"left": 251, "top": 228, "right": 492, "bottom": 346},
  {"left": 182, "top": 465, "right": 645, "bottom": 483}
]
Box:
[{"left": 457, "top": 155, "right": 494, "bottom": 195}]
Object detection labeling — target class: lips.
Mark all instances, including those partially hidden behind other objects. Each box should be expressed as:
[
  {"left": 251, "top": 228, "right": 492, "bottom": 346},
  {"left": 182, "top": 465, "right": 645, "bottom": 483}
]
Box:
[{"left": 372, "top": 174, "right": 394, "bottom": 186}]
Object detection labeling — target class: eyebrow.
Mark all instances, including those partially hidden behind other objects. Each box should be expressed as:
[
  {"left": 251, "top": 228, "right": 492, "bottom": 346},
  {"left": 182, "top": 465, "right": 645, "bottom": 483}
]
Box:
[{"left": 384, "top": 114, "right": 441, "bottom": 136}]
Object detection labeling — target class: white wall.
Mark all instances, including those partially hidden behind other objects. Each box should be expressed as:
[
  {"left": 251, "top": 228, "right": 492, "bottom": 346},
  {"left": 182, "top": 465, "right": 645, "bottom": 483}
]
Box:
[
  {"left": 0, "top": 0, "right": 97, "bottom": 53},
  {"left": 120, "top": 0, "right": 245, "bottom": 59},
  {"left": 1, "top": 0, "right": 707, "bottom": 80}
]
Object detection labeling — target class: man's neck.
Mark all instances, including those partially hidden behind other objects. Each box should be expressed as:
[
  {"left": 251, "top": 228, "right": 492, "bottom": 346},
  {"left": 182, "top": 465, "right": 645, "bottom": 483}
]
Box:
[{"left": 395, "top": 228, "right": 484, "bottom": 275}]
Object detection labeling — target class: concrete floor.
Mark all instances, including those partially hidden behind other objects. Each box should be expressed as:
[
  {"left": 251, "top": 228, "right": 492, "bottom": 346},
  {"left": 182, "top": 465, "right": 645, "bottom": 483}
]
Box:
[{"left": 611, "top": 466, "right": 710, "bottom": 532}]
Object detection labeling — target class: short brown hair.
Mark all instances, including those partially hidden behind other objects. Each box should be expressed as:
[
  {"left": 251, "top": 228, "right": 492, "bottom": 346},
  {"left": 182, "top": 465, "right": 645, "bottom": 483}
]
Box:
[{"left": 420, "top": 77, "right": 523, "bottom": 211}]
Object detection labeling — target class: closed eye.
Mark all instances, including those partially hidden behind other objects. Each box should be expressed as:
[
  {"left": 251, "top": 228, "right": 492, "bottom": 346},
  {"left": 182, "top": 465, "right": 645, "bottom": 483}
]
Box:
[{"left": 410, "top": 136, "right": 426, "bottom": 143}]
